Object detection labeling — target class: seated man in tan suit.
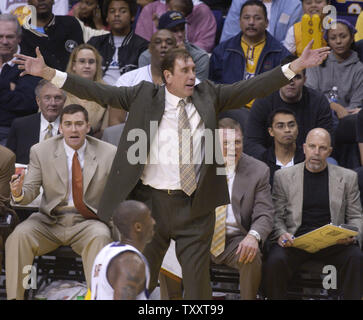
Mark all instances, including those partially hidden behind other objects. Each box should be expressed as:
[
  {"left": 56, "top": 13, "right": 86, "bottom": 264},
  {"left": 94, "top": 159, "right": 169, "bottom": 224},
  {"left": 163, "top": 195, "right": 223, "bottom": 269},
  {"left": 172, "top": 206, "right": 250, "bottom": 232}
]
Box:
[
  {"left": 0, "top": 145, "right": 15, "bottom": 199},
  {"left": 211, "top": 117, "right": 274, "bottom": 300},
  {"left": 6, "top": 104, "right": 116, "bottom": 300}
]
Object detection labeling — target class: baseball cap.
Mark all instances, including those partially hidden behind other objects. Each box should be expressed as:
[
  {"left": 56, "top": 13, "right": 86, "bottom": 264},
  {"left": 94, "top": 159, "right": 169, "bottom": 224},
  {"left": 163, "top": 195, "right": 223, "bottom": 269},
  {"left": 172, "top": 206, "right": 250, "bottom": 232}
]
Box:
[{"left": 158, "top": 10, "right": 186, "bottom": 30}]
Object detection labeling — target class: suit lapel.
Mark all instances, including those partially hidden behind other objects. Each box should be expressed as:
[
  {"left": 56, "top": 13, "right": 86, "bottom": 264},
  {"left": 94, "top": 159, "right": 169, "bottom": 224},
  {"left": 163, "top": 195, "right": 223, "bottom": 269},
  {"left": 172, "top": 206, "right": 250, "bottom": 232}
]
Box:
[
  {"left": 145, "top": 86, "right": 165, "bottom": 152},
  {"left": 53, "top": 139, "right": 68, "bottom": 190},
  {"left": 191, "top": 91, "right": 215, "bottom": 130},
  {"left": 83, "top": 139, "right": 98, "bottom": 194},
  {"left": 231, "top": 158, "right": 246, "bottom": 227},
  {"left": 328, "top": 164, "right": 344, "bottom": 223},
  {"left": 292, "top": 163, "right": 304, "bottom": 226}
]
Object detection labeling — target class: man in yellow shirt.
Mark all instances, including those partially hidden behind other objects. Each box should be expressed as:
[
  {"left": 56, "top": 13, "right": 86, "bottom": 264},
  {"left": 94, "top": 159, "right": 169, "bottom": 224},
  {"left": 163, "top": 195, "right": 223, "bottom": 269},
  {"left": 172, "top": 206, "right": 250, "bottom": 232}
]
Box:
[{"left": 209, "top": 0, "right": 290, "bottom": 108}]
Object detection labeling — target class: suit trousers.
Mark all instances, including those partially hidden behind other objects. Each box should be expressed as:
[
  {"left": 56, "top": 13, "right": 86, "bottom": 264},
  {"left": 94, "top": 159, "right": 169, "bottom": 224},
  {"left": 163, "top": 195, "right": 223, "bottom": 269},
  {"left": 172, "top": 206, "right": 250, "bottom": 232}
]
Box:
[
  {"left": 211, "top": 234, "right": 262, "bottom": 300},
  {"left": 5, "top": 212, "right": 112, "bottom": 300},
  {"left": 133, "top": 184, "right": 215, "bottom": 300},
  {"left": 263, "top": 243, "right": 362, "bottom": 300}
]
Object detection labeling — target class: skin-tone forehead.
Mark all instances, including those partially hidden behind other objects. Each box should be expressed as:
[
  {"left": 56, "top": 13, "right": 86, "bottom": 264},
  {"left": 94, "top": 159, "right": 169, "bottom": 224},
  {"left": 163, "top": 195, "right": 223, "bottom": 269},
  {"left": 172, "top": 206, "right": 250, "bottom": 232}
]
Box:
[
  {"left": 151, "top": 29, "right": 174, "bottom": 42},
  {"left": 306, "top": 128, "right": 331, "bottom": 147},
  {"left": 272, "top": 113, "right": 296, "bottom": 125}
]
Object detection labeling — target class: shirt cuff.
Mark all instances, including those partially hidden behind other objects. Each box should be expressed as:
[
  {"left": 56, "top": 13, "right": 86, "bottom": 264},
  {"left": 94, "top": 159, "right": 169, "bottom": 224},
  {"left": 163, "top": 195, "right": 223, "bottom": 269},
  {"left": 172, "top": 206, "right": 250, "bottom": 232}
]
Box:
[
  {"left": 51, "top": 69, "right": 67, "bottom": 88},
  {"left": 248, "top": 229, "right": 261, "bottom": 242},
  {"left": 281, "top": 63, "right": 296, "bottom": 81},
  {"left": 12, "top": 190, "right": 24, "bottom": 203}
]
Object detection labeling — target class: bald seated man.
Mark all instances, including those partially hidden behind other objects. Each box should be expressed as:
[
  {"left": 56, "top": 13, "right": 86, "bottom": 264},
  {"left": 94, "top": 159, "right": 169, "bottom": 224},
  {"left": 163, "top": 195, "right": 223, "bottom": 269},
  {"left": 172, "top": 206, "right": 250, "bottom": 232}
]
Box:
[
  {"left": 90, "top": 200, "right": 155, "bottom": 300},
  {"left": 263, "top": 128, "right": 363, "bottom": 300}
]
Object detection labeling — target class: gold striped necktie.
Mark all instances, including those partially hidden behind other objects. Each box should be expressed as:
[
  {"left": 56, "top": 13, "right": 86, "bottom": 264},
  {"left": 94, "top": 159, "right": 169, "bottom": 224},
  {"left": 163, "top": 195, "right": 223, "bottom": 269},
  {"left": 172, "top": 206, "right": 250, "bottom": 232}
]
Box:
[
  {"left": 210, "top": 204, "right": 227, "bottom": 257},
  {"left": 44, "top": 123, "right": 53, "bottom": 140},
  {"left": 178, "top": 99, "right": 197, "bottom": 196}
]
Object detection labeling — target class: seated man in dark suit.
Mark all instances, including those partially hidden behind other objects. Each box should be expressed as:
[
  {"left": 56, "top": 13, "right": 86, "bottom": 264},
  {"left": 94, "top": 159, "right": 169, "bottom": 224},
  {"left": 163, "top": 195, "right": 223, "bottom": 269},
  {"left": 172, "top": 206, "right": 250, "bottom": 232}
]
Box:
[
  {"left": 6, "top": 79, "right": 66, "bottom": 164},
  {"left": 0, "top": 145, "right": 15, "bottom": 199},
  {"left": 262, "top": 108, "right": 304, "bottom": 186},
  {"left": 0, "top": 14, "right": 39, "bottom": 145},
  {"left": 211, "top": 117, "right": 274, "bottom": 300},
  {"left": 263, "top": 128, "right": 362, "bottom": 300}
]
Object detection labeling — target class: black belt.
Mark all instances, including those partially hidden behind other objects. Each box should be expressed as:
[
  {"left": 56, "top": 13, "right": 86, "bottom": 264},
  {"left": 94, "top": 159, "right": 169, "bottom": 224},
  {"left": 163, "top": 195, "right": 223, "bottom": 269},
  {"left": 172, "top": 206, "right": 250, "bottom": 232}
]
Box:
[{"left": 145, "top": 185, "right": 190, "bottom": 197}]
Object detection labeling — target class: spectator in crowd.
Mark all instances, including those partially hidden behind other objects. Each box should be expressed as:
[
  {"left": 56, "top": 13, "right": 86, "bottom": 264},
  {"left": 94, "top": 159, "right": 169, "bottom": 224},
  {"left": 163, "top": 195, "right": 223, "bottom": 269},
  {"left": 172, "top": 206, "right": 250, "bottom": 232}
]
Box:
[
  {"left": 138, "top": 10, "right": 210, "bottom": 81},
  {"left": 263, "top": 128, "right": 362, "bottom": 300},
  {"left": 20, "top": 0, "right": 109, "bottom": 71},
  {"left": 0, "top": 145, "right": 15, "bottom": 198},
  {"left": 305, "top": 19, "right": 363, "bottom": 168},
  {"left": 221, "top": 0, "right": 302, "bottom": 44},
  {"left": 6, "top": 80, "right": 66, "bottom": 164},
  {"left": 356, "top": 39, "right": 363, "bottom": 62},
  {"left": 91, "top": 200, "right": 155, "bottom": 300},
  {"left": 355, "top": 10, "right": 363, "bottom": 42},
  {"left": 88, "top": 0, "right": 149, "bottom": 85},
  {"left": 244, "top": 55, "right": 332, "bottom": 161},
  {"left": 65, "top": 44, "right": 115, "bottom": 136},
  {"left": 305, "top": 19, "right": 363, "bottom": 120},
  {"left": 262, "top": 108, "right": 304, "bottom": 186},
  {"left": 112, "top": 29, "right": 177, "bottom": 128},
  {"left": 0, "top": 14, "right": 39, "bottom": 146},
  {"left": 211, "top": 117, "right": 274, "bottom": 300},
  {"left": 0, "top": 147, "right": 16, "bottom": 283},
  {"left": 69, "top": 0, "right": 107, "bottom": 30},
  {"left": 1, "top": 0, "right": 69, "bottom": 16},
  {"left": 135, "top": 0, "right": 217, "bottom": 52},
  {"left": 6, "top": 104, "right": 116, "bottom": 300},
  {"left": 284, "top": 0, "right": 329, "bottom": 57},
  {"left": 15, "top": 37, "right": 330, "bottom": 299},
  {"left": 209, "top": 0, "right": 290, "bottom": 108}
]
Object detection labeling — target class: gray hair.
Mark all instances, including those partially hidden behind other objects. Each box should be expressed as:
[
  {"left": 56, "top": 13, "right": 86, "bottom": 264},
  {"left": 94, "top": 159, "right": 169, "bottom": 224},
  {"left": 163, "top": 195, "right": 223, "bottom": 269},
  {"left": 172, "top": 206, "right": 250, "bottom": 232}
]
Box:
[
  {"left": 0, "top": 14, "right": 22, "bottom": 37},
  {"left": 35, "top": 79, "right": 67, "bottom": 99}
]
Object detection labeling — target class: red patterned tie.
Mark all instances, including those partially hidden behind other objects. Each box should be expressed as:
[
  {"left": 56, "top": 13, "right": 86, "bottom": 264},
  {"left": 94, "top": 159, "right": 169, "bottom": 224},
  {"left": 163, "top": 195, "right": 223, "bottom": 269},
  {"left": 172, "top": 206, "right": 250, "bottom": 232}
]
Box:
[{"left": 72, "top": 151, "right": 98, "bottom": 219}]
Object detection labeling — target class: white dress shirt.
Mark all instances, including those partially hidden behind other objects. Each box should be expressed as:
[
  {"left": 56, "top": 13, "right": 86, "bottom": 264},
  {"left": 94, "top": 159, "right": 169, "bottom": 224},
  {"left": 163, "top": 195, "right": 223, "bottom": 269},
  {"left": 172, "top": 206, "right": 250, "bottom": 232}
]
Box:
[
  {"left": 39, "top": 114, "right": 60, "bottom": 142},
  {"left": 63, "top": 140, "right": 86, "bottom": 206},
  {"left": 141, "top": 87, "right": 205, "bottom": 190}
]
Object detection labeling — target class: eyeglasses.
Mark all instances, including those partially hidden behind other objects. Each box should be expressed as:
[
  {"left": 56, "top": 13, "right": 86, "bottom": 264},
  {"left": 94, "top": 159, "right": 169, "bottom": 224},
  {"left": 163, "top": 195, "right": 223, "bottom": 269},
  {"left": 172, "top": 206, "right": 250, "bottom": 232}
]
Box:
[{"left": 74, "top": 58, "right": 96, "bottom": 65}]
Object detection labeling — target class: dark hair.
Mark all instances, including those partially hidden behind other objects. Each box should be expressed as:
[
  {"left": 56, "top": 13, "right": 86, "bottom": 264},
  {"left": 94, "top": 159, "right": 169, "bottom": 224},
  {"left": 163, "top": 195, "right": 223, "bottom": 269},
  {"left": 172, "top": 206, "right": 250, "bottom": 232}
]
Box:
[
  {"left": 240, "top": 0, "right": 267, "bottom": 20},
  {"left": 267, "top": 108, "right": 297, "bottom": 128},
  {"left": 160, "top": 48, "right": 192, "bottom": 82},
  {"left": 60, "top": 104, "right": 89, "bottom": 123},
  {"left": 103, "top": 0, "right": 137, "bottom": 18},
  {"left": 166, "top": 0, "right": 193, "bottom": 17},
  {"left": 113, "top": 200, "right": 150, "bottom": 238}
]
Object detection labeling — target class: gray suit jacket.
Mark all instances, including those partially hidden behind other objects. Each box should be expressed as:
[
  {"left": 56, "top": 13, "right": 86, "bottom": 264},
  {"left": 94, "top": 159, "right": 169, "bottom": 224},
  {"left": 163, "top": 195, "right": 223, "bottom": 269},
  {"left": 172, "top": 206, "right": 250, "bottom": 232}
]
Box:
[
  {"left": 101, "top": 123, "right": 125, "bottom": 147},
  {"left": 62, "top": 65, "right": 289, "bottom": 223},
  {"left": 18, "top": 135, "right": 117, "bottom": 217},
  {"left": 230, "top": 154, "right": 274, "bottom": 246},
  {"left": 271, "top": 162, "right": 363, "bottom": 245}
]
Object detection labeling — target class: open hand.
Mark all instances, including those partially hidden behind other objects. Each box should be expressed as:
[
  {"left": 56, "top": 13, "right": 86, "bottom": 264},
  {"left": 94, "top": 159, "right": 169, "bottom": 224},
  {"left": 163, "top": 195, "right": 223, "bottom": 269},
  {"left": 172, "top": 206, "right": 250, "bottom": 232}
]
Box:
[
  {"left": 290, "top": 40, "right": 330, "bottom": 73},
  {"left": 14, "top": 47, "right": 47, "bottom": 78}
]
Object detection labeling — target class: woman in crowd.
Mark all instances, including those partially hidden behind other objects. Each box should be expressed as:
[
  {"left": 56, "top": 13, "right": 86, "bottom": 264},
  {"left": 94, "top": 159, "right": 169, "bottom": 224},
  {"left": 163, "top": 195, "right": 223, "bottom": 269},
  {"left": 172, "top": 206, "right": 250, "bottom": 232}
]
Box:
[
  {"left": 305, "top": 19, "right": 363, "bottom": 119},
  {"left": 65, "top": 44, "right": 119, "bottom": 137}
]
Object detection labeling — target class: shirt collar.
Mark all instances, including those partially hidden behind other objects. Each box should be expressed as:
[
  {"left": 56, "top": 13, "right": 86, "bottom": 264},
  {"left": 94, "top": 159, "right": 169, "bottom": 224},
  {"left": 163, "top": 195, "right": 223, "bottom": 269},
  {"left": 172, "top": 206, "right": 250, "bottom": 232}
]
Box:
[
  {"left": 63, "top": 138, "right": 87, "bottom": 160},
  {"left": 165, "top": 86, "right": 189, "bottom": 108},
  {"left": 40, "top": 113, "right": 60, "bottom": 131}
]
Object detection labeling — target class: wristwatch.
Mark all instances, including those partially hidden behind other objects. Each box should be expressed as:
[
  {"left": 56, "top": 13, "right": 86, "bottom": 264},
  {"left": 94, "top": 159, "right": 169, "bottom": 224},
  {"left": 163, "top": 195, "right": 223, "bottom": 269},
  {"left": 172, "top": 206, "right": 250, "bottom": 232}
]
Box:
[{"left": 248, "top": 230, "right": 261, "bottom": 242}]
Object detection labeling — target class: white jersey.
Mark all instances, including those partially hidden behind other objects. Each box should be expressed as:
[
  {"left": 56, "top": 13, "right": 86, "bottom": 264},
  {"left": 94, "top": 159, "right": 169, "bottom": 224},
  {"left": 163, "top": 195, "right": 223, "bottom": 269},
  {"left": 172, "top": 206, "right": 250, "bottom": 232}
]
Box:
[{"left": 91, "top": 242, "right": 150, "bottom": 300}]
